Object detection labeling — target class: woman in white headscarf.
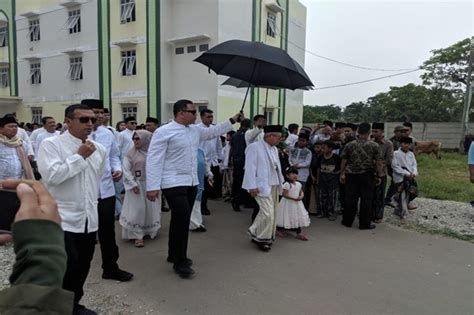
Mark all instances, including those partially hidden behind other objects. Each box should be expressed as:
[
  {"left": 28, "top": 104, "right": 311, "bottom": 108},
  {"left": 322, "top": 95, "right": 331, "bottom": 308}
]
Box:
[{"left": 119, "top": 130, "right": 161, "bottom": 247}]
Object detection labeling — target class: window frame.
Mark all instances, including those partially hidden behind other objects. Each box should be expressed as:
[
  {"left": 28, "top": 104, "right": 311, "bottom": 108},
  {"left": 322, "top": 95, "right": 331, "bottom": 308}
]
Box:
[
  {"left": 65, "top": 9, "right": 81, "bottom": 34},
  {"left": 28, "top": 19, "right": 40, "bottom": 42},
  {"left": 0, "top": 27, "right": 7, "bottom": 47},
  {"left": 120, "top": 0, "right": 136, "bottom": 24},
  {"left": 29, "top": 63, "right": 41, "bottom": 85},
  {"left": 31, "top": 108, "right": 43, "bottom": 125},
  {"left": 0, "top": 67, "right": 9, "bottom": 88},
  {"left": 68, "top": 56, "right": 83, "bottom": 81},
  {"left": 119, "top": 50, "right": 137, "bottom": 76},
  {"left": 121, "top": 105, "right": 137, "bottom": 120},
  {"left": 266, "top": 12, "right": 276, "bottom": 38}
]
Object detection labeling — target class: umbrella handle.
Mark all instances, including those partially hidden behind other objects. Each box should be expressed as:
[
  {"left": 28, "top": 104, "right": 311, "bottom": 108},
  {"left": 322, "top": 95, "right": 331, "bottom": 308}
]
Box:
[{"left": 240, "top": 84, "right": 251, "bottom": 112}]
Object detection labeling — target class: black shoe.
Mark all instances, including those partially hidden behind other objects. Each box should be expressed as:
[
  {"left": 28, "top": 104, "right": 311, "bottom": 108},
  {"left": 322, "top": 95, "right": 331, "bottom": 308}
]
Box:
[
  {"left": 201, "top": 208, "right": 211, "bottom": 215},
  {"left": 359, "top": 224, "right": 376, "bottom": 230},
  {"left": 193, "top": 226, "right": 207, "bottom": 232},
  {"left": 102, "top": 268, "right": 133, "bottom": 282},
  {"left": 315, "top": 213, "right": 325, "bottom": 218},
  {"left": 341, "top": 222, "right": 352, "bottom": 228},
  {"left": 73, "top": 304, "right": 97, "bottom": 315},
  {"left": 173, "top": 264, "right": 195, "bottom": 278},
  {"left": 167, "top": 257, "right": 193, "bottom": 266},
  {"left": 251, "top": 239, "right": 271, "bottom": 252},
  {"left": 162, "top": 207, "right": 170, "bottom": 212},
  {"left": 231, "top": 201, "right": 241, "bottom": 212}
]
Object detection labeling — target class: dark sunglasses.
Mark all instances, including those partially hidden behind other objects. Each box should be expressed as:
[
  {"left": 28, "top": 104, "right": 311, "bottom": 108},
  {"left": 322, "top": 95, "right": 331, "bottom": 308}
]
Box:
[
  {"left": 132, "top": 137, "right": 140, "bottom": 141},
  {"left": 182, "top": 109, "right": 197, "bottom": 115},
  {"left": 76, "top": 117, "right": 97, "bottom": 124}
]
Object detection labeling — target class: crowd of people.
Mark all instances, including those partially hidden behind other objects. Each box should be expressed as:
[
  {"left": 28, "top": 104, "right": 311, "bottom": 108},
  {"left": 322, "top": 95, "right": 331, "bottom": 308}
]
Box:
[{"left": 0, "top": 99, "right": 419, "bottom": 314}]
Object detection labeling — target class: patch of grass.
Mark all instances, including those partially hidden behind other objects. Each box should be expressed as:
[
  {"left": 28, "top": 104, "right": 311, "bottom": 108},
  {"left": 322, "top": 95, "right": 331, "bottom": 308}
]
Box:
[{"left": 415, "top": 152, "right": 474, "bottom": 203}]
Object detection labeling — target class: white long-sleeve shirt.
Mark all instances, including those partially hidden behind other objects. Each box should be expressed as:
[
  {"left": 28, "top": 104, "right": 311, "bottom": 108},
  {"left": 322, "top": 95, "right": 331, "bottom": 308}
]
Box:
[
  {"left": 391, "top": 148, "right": 418, "bottom": 184},
  {"left": 0, "top": 141, "right": 29, "bottom": 180},
  {"left": 29, "top": 127, "right": 45, "bottom": 149},
  {"left": 16, "top": 128, "right": 34, "bottom": 157},
  {"left": 89, "top": 126, "right": 121, "bottom": 199},
  {"left": 289, "top": 146, "right": 313, "bottom": 182},
  {"left": 245, "top": 127, "right": 264, "bottom": 145},
  {"left": 198, "top": 123, "right": 224, "bottom": 167},
  {"left": 117, "top": 128, "right": 134, "bottom": 160},
  {"left": 37, "top": 131, "right": 107, "bottom": 233},
  {"left": 285, "top": 133, "right": 299, "bottom": 148},
  {"left": 34, "top": 130, "right": 59, "bottom": 156},
  {"left": 146, "top": 119, "right": 233, "bottom": 191}
]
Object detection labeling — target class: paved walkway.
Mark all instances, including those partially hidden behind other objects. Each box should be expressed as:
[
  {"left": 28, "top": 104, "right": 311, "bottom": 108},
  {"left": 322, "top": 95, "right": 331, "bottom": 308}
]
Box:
[{"left": 84, "top": 200, "right": 474, "bottom": 315}]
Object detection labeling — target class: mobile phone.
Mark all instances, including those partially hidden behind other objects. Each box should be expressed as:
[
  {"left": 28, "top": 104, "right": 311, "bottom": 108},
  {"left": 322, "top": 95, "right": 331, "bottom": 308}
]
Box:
[{"left": 0, "top": 189, "right": 20, "bottom": 232}]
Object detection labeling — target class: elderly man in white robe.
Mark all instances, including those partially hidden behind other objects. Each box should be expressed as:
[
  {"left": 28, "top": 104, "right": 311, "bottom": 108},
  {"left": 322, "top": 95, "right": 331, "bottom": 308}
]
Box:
[{"left": 243, "top": 125, "right": 284, "bottom": 252}]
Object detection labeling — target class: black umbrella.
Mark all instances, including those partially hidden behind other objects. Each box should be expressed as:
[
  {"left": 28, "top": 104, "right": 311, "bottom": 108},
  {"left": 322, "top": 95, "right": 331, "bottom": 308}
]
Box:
[
  {"left": 221, "top": 77, "right": 312, "bottom": 113},
  {"left": 194, "top": 39, "right": 314, "bottom": 111}
]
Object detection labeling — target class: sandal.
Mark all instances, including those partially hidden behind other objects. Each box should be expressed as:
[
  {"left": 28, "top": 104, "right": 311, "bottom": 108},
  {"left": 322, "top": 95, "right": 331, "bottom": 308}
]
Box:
[
  {"left": 275, "top": 230, "right": 288, "bottom": 237},
  {"left": 296, "top": 233, "right": 308, "bottom": 241},
  {"left": 134, "top": 239, "right": 144, "bottom": 247}
]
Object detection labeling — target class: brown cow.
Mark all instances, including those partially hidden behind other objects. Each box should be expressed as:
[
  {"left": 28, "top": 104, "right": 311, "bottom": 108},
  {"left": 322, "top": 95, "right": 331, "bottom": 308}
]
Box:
[{"left": 415, "top": 141, "right": 442, "bottom": 159}]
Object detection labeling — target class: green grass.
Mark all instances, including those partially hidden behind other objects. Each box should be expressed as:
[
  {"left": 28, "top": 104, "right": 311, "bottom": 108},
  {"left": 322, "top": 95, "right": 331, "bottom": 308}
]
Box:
[{"left": 416, "top": 152, "right": 474, "bottom": 202}]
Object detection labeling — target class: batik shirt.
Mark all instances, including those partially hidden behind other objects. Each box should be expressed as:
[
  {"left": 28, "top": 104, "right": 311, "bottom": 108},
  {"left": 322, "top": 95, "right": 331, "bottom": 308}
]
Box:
[{"left": 341, "top": 138, "right": 383, "bottom": 174}]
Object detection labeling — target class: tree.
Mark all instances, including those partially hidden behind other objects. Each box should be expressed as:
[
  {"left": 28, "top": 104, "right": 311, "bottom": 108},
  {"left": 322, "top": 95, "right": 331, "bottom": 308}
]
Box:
[
  {"left": 302, "top": 104, "right": 342, "bottom": 123},
  {"left": 420, "top": 37, "right": 473, "bottom": 95},
  {"left": 342, "top": 102, "right": 370, "bottom": 122}
]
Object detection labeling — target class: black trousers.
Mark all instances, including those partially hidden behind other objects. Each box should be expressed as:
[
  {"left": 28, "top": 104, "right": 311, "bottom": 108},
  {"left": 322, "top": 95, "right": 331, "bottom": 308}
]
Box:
[
  {"left": 98, "top": 196, "right": 119, "bottom": 272},
  {"left": 0, "top": 190, "right": 20, "bottom": 231},
  {"left": 163, "top": 186, "right": 198, "bottom": 266},
  {"left": 63, "top": 231, "right": 97, "bottom": 305},
  {"left": 373, "top": 175, "right": 387, "bottom": 220},
  {"left": 343, "top": 172, "right": 375, "bottom": 228},
  {"left": 232, "top": 165, "right": 256, "bottom": 207},
  {"left": 202, "top": 165, "right": 223, "bottom": 211}
]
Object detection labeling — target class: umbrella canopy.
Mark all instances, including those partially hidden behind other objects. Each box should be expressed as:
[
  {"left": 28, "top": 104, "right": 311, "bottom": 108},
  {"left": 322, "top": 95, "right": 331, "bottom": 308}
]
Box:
[
  {"left": 194, "top": 39, "right": 314, "bottom": 90},
  {"left": 221, "top": 77, "right": 313, "bottom": 90}
]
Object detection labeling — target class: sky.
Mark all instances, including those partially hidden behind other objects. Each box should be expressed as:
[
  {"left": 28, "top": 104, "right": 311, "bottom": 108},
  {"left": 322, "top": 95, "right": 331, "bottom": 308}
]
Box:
[{"left": 299, "top": 0, "right": 473, "bottom": 107}]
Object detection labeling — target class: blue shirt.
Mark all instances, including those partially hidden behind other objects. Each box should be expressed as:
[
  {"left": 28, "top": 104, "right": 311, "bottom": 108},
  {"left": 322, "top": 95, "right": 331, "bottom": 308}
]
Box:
[{"left": 468, "top": 142, "right": 474, "bottom": 165}]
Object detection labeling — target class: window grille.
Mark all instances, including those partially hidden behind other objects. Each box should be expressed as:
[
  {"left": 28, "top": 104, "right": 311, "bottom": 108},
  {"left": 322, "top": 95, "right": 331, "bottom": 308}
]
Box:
[
  {"left": 0, "top": 27, "right": 7, "bottom": 47},
  {"left": 29, "top": 63, "right": 41, "bottom": 85},
  {"left": 120, "top": 0, "right": 136, "bottom": 23},
  {"left": 119, "top": 50, "right": 136, "bottom": 76},
  {"left": 27, "top": 19, "right": 40, "bottom": 42},
  {"left": 267, "top": 13, "right": 276, "bottom": 37},
  {"left": 31, "top": 108, "right": 42, "bottom": 124},
  {"left": 68, "top": 57, "right": 83, "bottom": 80},
  {"left": 0, "top": 68, "right": 9, "bottom": 88},
  {"left": 64, "top": 10, "right": 81, "bottom": 34},
  {"left": 121, "top": 106, "right": 137, "bottom": 120}
]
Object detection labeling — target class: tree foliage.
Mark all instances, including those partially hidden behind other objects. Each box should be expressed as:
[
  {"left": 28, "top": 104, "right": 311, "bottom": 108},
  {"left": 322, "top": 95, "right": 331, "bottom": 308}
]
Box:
[{"left": 420, "top": 37, "right": 473, "bottom": 95}]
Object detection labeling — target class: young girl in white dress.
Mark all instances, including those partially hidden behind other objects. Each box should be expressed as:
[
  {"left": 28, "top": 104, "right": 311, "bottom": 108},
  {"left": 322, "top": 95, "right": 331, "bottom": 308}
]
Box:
[{"left": 276, "top": 166, "right": 311, "bottom": 240}]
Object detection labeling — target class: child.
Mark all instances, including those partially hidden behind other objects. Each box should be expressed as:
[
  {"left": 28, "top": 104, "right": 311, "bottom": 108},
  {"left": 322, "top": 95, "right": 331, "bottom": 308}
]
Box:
[
  {"left": 392, "top": 137, "right": 418, "bottom": 221},
  {"left": 308, "top": 141, "right": 323, "bottom": 214},
  {"left": 275, "top": 167, "right": 311, "bottom": 240},
  {"left": 314, "top": 140, "right": 341, "bottom": 220}
]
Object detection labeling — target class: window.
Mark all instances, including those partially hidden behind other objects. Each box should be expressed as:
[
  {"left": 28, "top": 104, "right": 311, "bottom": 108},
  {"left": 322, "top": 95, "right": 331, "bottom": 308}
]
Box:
[
  {"left": 264, "top": 110, "right": 273, "bottom": 124},
  {"left": 120, "top": 0, "right": 136, "bottom": 23},
  {"left": 28, "top": 19, "right": 40, "bottom": 42},
  {"left": 119, "top": 50, "right": 136, "bottom": 76},
  {"left": 65, "top": 10, "right": 81, "bottom": 34},
  {"left": 29, "top": 63, "right": 41, "bottom": 85},
  {"left": 198, "top": 105, "right": 208, "bottom": 113},
  {"left": 187, "top": 46, "right": 196, "bottom": 53},
  {"left": 31, "top": 108, "right": 42, "bottom": 124},
  {"left": 0, "top": 68, "right": 8, "bottom": 88},
  {"left": 68, "top": 57, "right": 83, "bottom": 80},
  {"left": 175, "top": 47, "right": 184, "bottom": 55},
  {"left": 266, "top": 13, "right": 276, "bottom": 37},
  {"left": 121, "top": 105, "right": 137, "bottom": 120},
  {"left": 0, "top": 27, "right": 7, "bottom": 47},
  {"left": 199, "top": 44, "right": 209, "bottom": 52}
]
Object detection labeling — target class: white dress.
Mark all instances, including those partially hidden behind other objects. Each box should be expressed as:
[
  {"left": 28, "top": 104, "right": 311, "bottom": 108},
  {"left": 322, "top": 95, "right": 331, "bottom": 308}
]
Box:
[
  {"left": 276, "top": 182, "right": 311, "bottom": 229},
  {"left": 119, "top": 157, "right": 161, "bottom": 239}
]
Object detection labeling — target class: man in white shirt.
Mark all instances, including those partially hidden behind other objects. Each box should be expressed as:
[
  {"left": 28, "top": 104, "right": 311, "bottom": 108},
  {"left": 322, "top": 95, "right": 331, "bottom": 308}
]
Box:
[
  {"left": 38, "top": 104, "right": 107, "bottom": 315},
  {"left": 146, "top": 99, "right": 242, "bottom": 278},
  {"left": 391, "top": 136, "right": 418, "bottom": 221},
  {"left": 82, "top": 99, "right": 133, "bottom": 283},
  {"left": 198, "top": 109, "right": 224, "bottom": 215},
  {"left": 285, "top": 123, "right": 299, "bottom": 148},
  {"left": 243, "top": 125, "right": 284, "bottom": 252},
  {"left": 288, "top": 133, "right": 313, "bottom": 208},
  {"left": 311, "top": 120, "right": 333, "bottom": 145},
  {"left": 117, "top": 116, "right": 137, "bottom": 159},
  {"left": 245, "top": 114, "right": 266, "bottom": 145},
  {"left": 34, "top": 116, "right": 59, "bottom": 156},
  {"left": 29, "top": 125, "right": 45, "bottom": 150}
]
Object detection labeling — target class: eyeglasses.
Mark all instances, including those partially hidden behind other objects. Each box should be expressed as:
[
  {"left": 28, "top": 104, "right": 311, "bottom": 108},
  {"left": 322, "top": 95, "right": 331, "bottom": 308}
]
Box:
[
  {"left": 181, "top": 110, "right": 197, "bottom": 115},
  {"left": 76, "top": 117, "right": 97, "bottom": 124},
  {"left": 129, "top": 122, "right": 137, "bottom": 125},
  {"left": 132, "top": 137, "right": 140, "bottom": 141}
]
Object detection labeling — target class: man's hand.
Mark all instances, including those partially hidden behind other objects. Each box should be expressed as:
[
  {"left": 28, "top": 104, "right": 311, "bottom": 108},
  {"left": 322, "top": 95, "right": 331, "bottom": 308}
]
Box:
[
  {"left": 147, "top": 190, "right": 160, "bottom": 201},
  {"left": 339, "top": 174, "right": 346, "bottom": 184},
  {"left": 232, "top": 111, "right": 245, "bottom": 123},
  {"left": 208, "top": 177, "right": 214, "bottom": 187},
  {"left": 78, "top": 140, "right": 96, "bottom": 159},
  {"left": 0, "top": 179, "right": 61, "bottom": 225},
  {"left": 248, "top": 188, "right": 259, "bottom": 197},
  {"left": 112, "top": 171, "right": 122, "bottom": 181}
]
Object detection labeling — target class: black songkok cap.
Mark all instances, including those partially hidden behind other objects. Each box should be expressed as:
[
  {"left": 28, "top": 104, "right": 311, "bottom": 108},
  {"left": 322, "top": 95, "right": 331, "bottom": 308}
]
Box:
[
  {"left": 124, "top": 116, "right": 137, "bottom": 122},
  {"left": 322, "top": 140, "right": 334, "bottom": 148},
  {"left": 146, "top": 117, "right": 159, "bottom": 124},
  {"left": 335, "top": 122, "right": 346, "bottom": 129},
  {"left": 0, "top": 114, "right": 18, "bottom": 127},
  {"left": 81, "top": 99, "right": 104, "bottom": 109},
  {"left": 347, "top": 123, "right": 358, "bottom": 131},
  {"left": 263, "top": 125, "right": 283, "bottom": 133},
  {"left": 400, "top": 136, "right": 413, "bottom": 144},
  {"left": 323, "top": 120, "right": 333, "bottom": 128},
  {"left": 298, "top": 133, "right": 310, "bottom": 141},
  {"left": 372, "top": 122, "right": 384, "bottom": 130}
]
